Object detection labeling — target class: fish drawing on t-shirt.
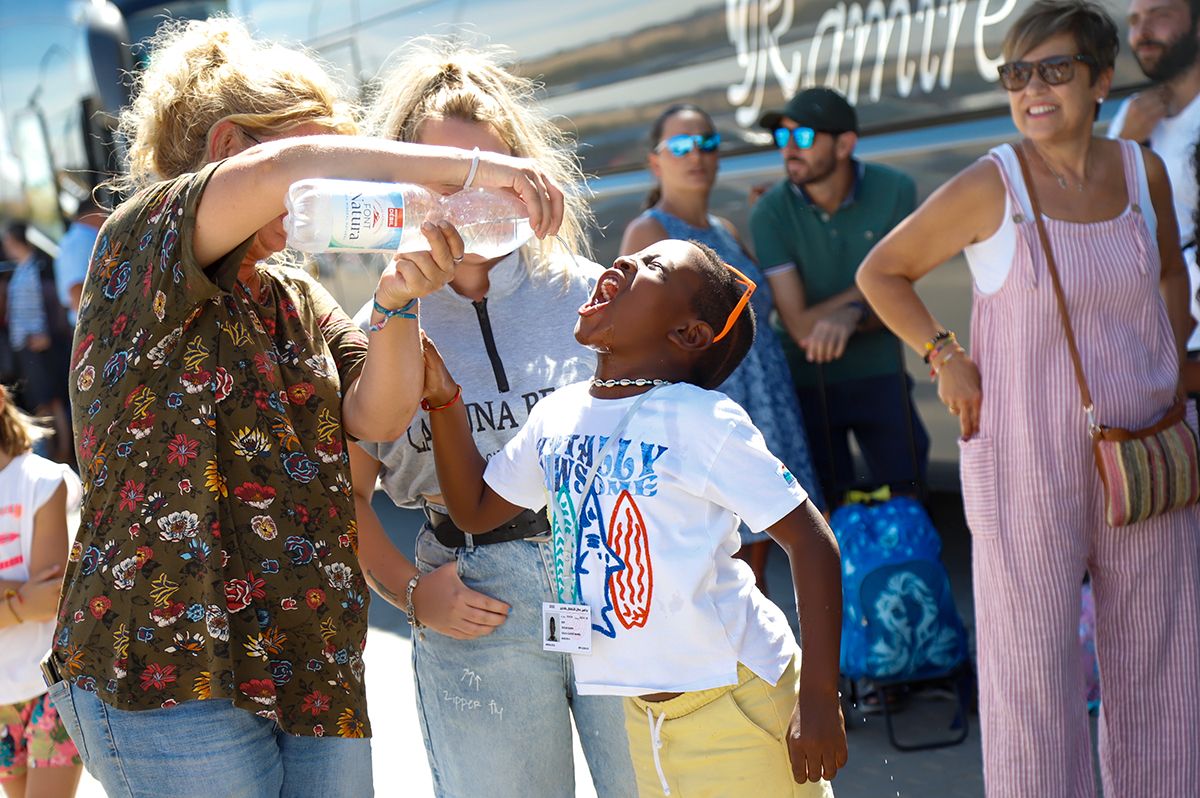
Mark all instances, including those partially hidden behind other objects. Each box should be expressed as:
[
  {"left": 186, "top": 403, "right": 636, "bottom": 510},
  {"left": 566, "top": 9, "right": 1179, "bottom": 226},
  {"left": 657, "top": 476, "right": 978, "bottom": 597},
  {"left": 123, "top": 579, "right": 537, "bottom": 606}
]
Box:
[
  {"left": 575, "top": 488, "right": 654, "bottom": 638},
  {"left": 577, "top": 486, "right": 625, "bottom": 637},
  {"left": 576, "top": 529, "right": 625, "bottom": 638}
]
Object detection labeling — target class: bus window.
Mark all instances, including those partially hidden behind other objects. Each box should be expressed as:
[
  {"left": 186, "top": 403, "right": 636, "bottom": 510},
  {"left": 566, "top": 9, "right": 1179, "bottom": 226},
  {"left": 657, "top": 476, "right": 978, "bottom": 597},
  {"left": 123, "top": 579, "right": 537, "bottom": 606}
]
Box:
[{"left": 11, "top": 109, "right": 65, "bottom": 240}]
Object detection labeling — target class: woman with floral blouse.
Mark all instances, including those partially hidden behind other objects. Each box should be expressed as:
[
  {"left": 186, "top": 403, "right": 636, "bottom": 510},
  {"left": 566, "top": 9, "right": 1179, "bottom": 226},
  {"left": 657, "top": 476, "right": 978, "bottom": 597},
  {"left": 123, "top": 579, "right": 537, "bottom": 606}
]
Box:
[{"left": 44, "top": 17, "right": 562, "bottom": 797}]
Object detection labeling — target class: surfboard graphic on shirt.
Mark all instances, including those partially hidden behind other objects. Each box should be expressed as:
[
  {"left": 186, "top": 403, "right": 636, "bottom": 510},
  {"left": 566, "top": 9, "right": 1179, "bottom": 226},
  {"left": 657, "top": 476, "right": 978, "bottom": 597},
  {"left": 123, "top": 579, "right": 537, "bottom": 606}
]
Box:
[{"left": 607, "top": 490, "right": 652, "bottom": 630}]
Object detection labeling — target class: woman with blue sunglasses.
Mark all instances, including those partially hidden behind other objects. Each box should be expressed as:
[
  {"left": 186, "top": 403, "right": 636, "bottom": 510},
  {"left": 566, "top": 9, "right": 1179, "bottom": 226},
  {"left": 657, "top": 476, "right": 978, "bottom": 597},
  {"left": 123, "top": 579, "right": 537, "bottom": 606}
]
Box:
[{"left": 619, "top": 103, "right": 824, "bottom": 589}]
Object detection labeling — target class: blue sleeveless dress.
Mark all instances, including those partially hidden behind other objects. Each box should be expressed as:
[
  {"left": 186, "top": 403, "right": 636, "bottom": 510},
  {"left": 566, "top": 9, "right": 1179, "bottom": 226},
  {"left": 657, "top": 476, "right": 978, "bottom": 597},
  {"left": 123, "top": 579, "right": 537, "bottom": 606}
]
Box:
[{"left": 644, "top": 209, "right": 825, "bottom": 528}]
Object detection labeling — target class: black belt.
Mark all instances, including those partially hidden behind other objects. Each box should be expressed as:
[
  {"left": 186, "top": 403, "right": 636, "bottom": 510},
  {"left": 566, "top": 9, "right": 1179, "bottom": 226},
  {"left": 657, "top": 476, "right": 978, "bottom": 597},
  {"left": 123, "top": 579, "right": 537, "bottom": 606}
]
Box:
[{"left": 424, "top": 506, "right": 550, "bottom": 548}]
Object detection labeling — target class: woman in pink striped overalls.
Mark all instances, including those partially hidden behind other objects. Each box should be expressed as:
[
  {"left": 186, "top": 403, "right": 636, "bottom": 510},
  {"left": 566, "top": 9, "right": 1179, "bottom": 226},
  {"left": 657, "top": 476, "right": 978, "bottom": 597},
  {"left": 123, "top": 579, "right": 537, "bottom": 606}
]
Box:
[{"left": 857, "top": 1, "right": 1200, "bottom": 795}]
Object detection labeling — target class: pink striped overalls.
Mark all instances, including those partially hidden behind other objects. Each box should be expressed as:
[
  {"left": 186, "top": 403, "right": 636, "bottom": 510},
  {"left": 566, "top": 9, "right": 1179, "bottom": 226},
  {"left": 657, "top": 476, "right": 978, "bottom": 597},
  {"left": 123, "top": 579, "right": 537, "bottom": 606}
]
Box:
[{"left": 961, "top": 139, "right": 1200, "bottom": 797}]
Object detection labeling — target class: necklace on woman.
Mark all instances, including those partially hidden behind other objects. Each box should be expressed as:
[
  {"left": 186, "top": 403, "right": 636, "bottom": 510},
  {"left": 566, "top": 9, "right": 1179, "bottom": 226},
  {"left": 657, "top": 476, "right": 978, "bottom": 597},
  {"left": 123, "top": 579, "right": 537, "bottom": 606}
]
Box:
[
  {"left": 592, "top": 378, "right": 673, "bottom": 388},
  {"left": 1030, "top": 142, "right": 1087, "bottom": 192}
]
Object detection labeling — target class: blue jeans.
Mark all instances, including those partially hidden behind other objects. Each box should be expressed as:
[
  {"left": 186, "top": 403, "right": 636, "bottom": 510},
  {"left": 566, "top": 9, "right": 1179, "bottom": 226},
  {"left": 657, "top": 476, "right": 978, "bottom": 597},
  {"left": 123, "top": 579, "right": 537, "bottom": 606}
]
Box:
[
  {"left": 47, "top": 680, "right": 372, "bottom": 797},
  {"left": 412, "top": 527, "right": 634, "bottom": 798}
]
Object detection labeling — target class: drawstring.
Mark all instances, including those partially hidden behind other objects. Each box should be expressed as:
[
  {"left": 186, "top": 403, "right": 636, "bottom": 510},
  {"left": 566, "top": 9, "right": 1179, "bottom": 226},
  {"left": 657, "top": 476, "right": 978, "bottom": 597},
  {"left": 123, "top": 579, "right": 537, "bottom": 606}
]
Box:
[{"left": 645, "top": 705, "right": 670, "bottom": 795}]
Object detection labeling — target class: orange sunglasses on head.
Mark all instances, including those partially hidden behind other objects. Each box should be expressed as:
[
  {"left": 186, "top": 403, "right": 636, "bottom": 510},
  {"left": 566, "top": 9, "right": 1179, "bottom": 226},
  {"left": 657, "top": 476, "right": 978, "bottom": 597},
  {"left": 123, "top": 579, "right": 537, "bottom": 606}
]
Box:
[{"left": 711, "top": 263, "right": 756, "bottom": 343}]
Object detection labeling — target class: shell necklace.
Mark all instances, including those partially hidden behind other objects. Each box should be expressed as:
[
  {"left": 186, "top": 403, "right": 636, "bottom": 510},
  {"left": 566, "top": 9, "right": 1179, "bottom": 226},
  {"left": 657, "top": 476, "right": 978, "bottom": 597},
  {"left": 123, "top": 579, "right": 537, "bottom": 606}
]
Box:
[{"left": 591, "top": 378, "right": 673, "bottom": 388}]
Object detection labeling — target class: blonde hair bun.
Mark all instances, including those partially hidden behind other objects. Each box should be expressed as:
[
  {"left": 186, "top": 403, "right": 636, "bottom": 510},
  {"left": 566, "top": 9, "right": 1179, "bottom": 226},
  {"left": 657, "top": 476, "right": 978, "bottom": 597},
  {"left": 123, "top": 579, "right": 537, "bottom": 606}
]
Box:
[
  {"left": 118, "top": 16, "right": 357, "bottom": 191},
  {"left": 366, "top": 36, "right": 594, "bottom": 274}
]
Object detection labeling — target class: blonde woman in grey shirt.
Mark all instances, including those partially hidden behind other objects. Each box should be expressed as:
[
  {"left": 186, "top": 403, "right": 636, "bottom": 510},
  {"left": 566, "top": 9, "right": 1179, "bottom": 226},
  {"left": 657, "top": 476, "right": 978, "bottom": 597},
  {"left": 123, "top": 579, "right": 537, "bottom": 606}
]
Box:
[{"left": 349, "top": 40, "right": 634, "bottom": 798}]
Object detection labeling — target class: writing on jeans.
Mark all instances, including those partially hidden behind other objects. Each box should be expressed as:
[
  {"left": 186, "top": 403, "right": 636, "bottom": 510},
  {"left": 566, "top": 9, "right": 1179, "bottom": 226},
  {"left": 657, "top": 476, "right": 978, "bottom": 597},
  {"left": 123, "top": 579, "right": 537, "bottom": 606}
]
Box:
[{"left": 440, "top": 668, "right": 505, "bottom": 719}]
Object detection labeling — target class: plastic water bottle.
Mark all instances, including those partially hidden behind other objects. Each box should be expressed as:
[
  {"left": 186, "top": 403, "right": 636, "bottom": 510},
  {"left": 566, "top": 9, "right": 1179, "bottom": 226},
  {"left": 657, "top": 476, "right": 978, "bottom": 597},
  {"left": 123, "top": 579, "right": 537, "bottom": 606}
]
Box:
[
  {"left": 440, "top": 188, "right": 536, "bottom": 260},
  {"left": 283, "top": 179, "right": 533, "bottom": 259}
]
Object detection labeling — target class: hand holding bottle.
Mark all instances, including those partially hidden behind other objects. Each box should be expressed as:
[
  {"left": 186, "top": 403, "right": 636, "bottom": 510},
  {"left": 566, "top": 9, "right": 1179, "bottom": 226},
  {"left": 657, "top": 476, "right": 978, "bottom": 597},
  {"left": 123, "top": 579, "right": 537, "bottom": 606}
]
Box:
[
  {"left": 467, "top": 150, "right": 564, "bottom": 240},
  {"left": 374, "top": 220, "right": 465, "bottom": 312}
]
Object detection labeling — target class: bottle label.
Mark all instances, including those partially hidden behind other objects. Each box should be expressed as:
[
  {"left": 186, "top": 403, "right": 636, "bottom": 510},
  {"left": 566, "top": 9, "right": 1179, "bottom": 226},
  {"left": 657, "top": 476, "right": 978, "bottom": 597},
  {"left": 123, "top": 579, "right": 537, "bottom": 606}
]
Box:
[{"left": 332, "top": 192, "right": 406, "bottom": 250}]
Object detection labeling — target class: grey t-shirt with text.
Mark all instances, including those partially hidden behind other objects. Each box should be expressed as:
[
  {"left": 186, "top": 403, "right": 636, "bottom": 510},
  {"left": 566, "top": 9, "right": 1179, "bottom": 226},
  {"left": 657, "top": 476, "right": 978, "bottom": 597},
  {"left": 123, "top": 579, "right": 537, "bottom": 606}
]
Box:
[{"left": 354, "top": 250, "right": 600, "bottom": 509}]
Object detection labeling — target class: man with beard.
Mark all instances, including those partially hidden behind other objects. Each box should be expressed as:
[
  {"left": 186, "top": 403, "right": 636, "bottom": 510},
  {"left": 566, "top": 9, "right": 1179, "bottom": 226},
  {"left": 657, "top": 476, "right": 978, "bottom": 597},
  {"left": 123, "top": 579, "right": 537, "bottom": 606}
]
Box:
[
  {"left": 1110, "top": 0, "right": 1200, "bottom": 387},
  {"left": 749, "top": 88, "right": 928, "bottom": 508}
]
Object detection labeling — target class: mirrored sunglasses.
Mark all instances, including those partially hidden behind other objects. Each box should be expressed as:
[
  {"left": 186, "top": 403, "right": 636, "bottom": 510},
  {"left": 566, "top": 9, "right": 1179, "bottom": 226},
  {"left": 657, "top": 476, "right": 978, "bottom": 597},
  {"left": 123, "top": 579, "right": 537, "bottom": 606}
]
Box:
[
  {"left": 711, "top": 262, "right": 757, "bottom": 343},
  {"left": 773, "top": 126, "right": 819, "bottom": 149},
  {"left": 656, "top": 133, "right": 721, "bottom": 157},
  {"left": 997, "top": 54, "right": 1096, "bottom": 91}
]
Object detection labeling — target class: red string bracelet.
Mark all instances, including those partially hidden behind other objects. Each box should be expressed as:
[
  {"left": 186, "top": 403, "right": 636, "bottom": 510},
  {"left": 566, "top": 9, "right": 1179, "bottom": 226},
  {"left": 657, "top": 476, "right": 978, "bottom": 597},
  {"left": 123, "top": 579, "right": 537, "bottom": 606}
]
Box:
[{"left": 421, "top": 385, "right": 462, "bottom": 413}]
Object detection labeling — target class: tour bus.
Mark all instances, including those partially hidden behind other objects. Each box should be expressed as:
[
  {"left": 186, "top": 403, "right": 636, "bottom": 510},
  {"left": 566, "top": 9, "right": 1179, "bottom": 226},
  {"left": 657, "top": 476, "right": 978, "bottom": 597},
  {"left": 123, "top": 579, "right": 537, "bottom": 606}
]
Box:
[{"left": 0, "top": 0, "right": 1143, "bottom": 474}]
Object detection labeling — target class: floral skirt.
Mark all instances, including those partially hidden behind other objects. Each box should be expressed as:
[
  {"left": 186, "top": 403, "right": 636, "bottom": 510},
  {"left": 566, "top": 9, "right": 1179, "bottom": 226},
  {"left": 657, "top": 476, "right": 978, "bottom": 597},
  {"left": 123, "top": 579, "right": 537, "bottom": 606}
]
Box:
[{"left": 0, "top": 691, "right": 81, "bottom": 780}]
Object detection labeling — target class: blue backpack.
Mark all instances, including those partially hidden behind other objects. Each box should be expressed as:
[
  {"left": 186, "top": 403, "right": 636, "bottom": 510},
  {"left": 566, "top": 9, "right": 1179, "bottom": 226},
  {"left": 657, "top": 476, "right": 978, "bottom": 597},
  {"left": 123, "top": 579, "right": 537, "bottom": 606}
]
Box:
[{"left": 831, "top": 497, "right": 968, "bottom": 683}]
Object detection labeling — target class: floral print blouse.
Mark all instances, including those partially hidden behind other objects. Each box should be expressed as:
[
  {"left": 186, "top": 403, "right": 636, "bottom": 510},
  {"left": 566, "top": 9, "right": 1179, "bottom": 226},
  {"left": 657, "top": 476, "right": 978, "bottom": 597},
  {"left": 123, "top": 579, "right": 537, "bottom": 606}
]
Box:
[{"left": 53, "top": 163, "right": 374, "bottom": 737}]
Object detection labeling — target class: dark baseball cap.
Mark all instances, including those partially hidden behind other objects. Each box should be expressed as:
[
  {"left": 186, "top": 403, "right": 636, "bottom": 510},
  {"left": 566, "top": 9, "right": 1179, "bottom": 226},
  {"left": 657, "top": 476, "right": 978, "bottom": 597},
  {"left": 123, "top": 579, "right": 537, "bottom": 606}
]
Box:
[{"left": 758, "top": 88, "right": 858, "bottom": 134}]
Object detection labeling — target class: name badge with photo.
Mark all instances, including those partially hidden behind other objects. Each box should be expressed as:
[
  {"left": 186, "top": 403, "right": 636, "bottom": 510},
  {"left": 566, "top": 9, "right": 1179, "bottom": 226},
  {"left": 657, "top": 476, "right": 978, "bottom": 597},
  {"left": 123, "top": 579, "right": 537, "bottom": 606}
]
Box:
[{"left": 542, "top": 602, "right": 592, "bottom": 655}]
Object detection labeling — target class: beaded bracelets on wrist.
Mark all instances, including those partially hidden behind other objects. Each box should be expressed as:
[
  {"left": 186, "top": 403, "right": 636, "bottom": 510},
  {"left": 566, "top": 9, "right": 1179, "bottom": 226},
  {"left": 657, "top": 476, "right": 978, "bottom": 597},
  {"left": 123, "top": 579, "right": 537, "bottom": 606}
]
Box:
[
  {"left": 928, "top": 346, "right": 964, "bottom": 381},
  {"left": 922, "top": 330, "right": 956, "bottom": 363},
  {"left": 368, "top": 296, "right": 418, "bottom": 333},
  {"left": 924, "top": 330, "right": 964, "bottom": 381}
]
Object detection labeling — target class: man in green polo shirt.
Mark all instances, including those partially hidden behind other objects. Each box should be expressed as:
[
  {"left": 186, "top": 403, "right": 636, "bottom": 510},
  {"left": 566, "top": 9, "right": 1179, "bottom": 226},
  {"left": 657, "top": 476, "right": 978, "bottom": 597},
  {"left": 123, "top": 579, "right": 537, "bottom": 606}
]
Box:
[{"left": 749, "top": 87, "right": 928, "bottom": 504}]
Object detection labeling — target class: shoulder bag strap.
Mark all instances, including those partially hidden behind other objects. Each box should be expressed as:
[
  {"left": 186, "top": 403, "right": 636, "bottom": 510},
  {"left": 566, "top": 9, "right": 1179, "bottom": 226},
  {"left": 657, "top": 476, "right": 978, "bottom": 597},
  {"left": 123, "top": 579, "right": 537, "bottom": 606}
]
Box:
[{"left": 1011, "top": 141, "right": 1098, "bottom": 429}]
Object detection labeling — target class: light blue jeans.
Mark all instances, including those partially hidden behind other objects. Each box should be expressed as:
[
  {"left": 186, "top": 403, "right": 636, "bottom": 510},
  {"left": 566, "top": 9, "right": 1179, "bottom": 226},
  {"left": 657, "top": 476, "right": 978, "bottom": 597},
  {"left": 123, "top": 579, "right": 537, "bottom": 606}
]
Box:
[
  {"left": 48, "top": 680, "right": 372, "bottom": 797},
  {"left": 412, "top": 527, "right": 634, "bottom": 798}
]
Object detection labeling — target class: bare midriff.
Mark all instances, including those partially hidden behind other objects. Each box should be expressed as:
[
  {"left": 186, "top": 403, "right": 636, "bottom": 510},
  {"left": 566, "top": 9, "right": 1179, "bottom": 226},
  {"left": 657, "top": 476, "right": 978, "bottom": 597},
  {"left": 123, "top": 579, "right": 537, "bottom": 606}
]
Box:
[{"left": 639, "top": 691, "right": 683, "bottom": 702}]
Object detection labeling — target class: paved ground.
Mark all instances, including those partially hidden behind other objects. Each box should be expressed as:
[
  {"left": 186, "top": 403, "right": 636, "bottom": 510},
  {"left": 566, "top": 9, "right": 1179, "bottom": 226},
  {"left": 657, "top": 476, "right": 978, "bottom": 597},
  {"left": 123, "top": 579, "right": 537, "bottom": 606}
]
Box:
[{"left": 79, "top": 492, "right": 993, "bottom": 797}]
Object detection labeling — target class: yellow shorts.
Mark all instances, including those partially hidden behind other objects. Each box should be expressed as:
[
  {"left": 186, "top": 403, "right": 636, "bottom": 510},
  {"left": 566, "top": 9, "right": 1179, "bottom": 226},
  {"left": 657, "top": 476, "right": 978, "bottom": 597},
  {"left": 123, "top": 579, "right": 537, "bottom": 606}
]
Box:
[{"left": 623, "top": 656, "right": 835, "bottom": 797}]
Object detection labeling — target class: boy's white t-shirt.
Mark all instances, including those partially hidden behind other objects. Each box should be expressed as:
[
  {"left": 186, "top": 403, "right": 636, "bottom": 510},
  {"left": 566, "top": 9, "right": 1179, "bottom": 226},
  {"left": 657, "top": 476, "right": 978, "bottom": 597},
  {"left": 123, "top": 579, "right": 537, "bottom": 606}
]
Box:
[
  {"left": 1109, "top": 93, "right": 1200, "bottom": 350},
  {"left": 484, "top": 381, "right": 806, "bottom": 696},
  {"left": 0, "top": 453, "right": 79, "bottom": 704}
]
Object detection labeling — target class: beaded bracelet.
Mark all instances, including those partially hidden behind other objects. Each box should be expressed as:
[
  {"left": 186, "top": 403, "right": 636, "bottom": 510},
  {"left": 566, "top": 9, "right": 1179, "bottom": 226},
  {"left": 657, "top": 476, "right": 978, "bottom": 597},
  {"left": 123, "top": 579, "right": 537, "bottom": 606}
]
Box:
[
  {"left": 928, "top": 344, "right": 965, "bottom": 381},
  {"left": 926, "top": 338, "right": 957, "bottom": 366},
  {"left": 922, "top": 330, "right": 956, "bottom": 363},
  {"left": 420, "top": 384, "right": 462, "bottom": 413},
  {"left": 368, "top": 296, "right": 418, "bottom": 333}
]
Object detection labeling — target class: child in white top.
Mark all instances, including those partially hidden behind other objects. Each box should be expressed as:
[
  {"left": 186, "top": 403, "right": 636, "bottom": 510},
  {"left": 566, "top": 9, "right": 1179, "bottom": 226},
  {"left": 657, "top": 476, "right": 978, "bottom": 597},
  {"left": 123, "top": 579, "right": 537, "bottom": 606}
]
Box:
[
  {"left": 424, "top": 239, "right": 846, "bottom": 795},
  {"left": 0, "top": 385, "right": 81, "bottom": 797}
]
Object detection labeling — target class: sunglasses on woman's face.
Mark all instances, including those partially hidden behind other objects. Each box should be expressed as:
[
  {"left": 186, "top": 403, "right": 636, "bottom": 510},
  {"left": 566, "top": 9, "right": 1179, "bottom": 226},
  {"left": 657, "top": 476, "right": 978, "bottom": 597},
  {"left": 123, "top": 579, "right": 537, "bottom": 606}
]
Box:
[
  {"left": 656, "top": 133, "right": 721, "bottom": 157},
  {"left": 773, "top": 126, "right": 817, "bottom": 149},
  {"left": 997, "top": 54, "right": 1097, "bottom": 91}
]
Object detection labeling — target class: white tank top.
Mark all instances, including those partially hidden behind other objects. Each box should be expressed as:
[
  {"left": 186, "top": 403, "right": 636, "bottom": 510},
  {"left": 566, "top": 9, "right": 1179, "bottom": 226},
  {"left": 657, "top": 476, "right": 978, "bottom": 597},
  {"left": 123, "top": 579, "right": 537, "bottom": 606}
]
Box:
[
  {"left": 964, "top": 143, "right": 1157, "bottom": 295},
  {"left": 0, "top": 453, "right": 79, "bottom": 704}
]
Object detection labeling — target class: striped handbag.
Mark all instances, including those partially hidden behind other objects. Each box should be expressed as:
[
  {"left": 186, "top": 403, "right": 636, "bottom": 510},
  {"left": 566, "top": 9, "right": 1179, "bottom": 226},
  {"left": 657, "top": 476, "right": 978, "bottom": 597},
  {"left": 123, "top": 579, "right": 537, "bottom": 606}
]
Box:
[{"left": 1016, "top": 142, "right": 1200, "bottom": 526}]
